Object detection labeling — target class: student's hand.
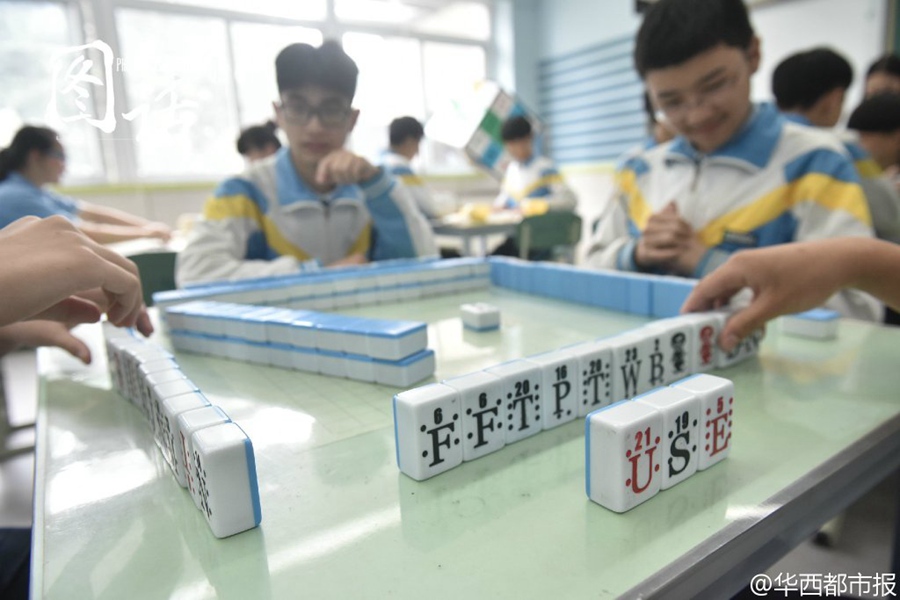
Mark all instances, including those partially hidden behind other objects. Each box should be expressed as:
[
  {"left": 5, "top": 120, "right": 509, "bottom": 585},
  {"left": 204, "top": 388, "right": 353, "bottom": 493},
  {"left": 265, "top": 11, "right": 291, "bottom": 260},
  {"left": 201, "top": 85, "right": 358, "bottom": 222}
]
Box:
[
  {"left": 681, "top": 242, "right": 851, "bottom": 351},
  {"left": 670, "top": 237, "right": 709, "bottom": 276},
  {"left": 0, "top": 216, "right": 149, "bottom": 331},
  {"left": 0, "top": 321, "right": 92, "bottom": 363},
  {"left": 328, "top": 252, "right": 368, "bottom": 268},
  {"left": 634, "top": 201, "right": 693, "bottom": 269},
  {"left": 69, "top": 289, "right": 154, "bottom": 338},
  {"left": 145, "top": 222, "right": 172, "bottom": 242},
  {"left": 315, "top": 150, "right": 379, "bottom": 186}
]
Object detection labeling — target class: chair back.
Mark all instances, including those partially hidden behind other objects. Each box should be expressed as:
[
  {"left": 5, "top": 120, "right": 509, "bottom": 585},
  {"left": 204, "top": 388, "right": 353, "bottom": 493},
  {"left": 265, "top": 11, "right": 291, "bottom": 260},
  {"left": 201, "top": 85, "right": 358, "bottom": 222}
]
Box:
[
  {"left": 128, "top": 251, "right": 178, "bottom": 307},
  {"left": 516, "top": 212, "right": 583, "bottom": 261}
]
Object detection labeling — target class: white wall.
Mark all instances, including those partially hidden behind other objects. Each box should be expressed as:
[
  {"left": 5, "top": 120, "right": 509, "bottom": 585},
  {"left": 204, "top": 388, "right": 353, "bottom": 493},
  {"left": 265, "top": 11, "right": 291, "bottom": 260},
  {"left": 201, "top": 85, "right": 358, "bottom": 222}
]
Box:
[
  {"left": 537, "top": 0, "right": 641, "bottom": 59},
  {"left": 494, "top": 0, "right": 542, "bottom": 110}
]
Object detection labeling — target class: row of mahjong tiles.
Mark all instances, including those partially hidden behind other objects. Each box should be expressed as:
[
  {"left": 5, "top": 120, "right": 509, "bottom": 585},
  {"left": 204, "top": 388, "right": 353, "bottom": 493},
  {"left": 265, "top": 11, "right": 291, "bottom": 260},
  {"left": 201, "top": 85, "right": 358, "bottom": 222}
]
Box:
[
  {"left": 153, "top": 256, "right": 702, "bottom": 322},
  {"left": 104, "top": 324, "right": 261, "bottom": 538},
  {"left": 151, "top": 258, "right": 708, "bottom": 398},
  {"left": 393, "top": 310, "right": 756, "bottom": 484}
]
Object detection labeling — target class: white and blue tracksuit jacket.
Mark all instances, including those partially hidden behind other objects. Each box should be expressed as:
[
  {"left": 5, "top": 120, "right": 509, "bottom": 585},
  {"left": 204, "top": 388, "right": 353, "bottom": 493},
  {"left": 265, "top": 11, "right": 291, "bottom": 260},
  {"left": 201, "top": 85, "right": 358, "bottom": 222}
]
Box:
[
  {"left": 177, "top": 148, "right": 436, "bottom": 286},
  {"left": 784, "top": 113, "right": 900, "bottom": 244},
  {"left": 587, "top": 103, "right": 880, "bottom": 321},
  {"left": 493, "top": 155, "right": 577, "bottom": 212},
  {"left": 380, "top": 151, "right": 443, "bottom": 219}
]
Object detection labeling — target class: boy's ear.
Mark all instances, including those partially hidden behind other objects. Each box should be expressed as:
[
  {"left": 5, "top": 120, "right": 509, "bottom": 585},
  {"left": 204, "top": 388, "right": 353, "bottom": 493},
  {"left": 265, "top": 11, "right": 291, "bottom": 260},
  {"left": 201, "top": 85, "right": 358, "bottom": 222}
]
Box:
[
  {"left": 746, "top": 36, "right": 761, "bottom": 75},
  {"left": 273, "top": 100, "right": 286, "bottom": 130},
  {"left": 347, "top": 108, "right": 360, "bottom": 132}
]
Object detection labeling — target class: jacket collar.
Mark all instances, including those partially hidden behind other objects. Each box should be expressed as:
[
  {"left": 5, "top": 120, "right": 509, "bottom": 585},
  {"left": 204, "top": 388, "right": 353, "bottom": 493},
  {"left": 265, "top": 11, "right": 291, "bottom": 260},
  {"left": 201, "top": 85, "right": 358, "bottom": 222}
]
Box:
[
  {"left": 274, "top": 146, "right": 357, "bottom": 205},
  {"left": 665, "top": 103, "right": 783, "bottom": 170}
]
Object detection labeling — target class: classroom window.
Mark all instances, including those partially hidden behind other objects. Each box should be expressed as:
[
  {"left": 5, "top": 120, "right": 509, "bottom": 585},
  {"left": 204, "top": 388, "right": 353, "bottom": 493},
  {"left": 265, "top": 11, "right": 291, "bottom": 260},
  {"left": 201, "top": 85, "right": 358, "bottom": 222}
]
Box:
[
  {"left": 0, "top": 0, "right": 494, "bottom": 183},
  {"left": 116, "top": 8, "right": 241, "bottom": 179},
  {"left": 0, "top": 1, "right": 104, "bottom": 181},
  {"left": 421, "top": 41, "right": 487, "bottom": 173},
  {"left": 335, "top": 0, "right": 491, "bottom": 41},
  {"left": 342, "top": 32, "right": 426, "bottom": 164},
  {"left": 422, "top": 42, "right": 486, "bottom": 114},
  {"left": 341, "top": 33, "right": 487, "bottom": 173},
  {"left": 152, "top": 0, "right": 327, "bottom": 20}
]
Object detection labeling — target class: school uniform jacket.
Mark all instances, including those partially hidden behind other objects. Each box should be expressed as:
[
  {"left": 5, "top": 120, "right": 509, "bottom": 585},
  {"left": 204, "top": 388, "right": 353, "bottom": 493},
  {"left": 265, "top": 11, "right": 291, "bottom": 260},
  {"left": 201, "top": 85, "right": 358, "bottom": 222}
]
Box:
[
  {"left": 177, "top": 148, "right": 437, "bottom": 286},
  {"left": 587, "top": 103, "right": 880, "bottom": 321},
  {"left": 381, "top": 151, "right": 442, "bottom": 219},
  {"left": 493, "top": 155, "right": 577, "bottom": 212},
  {"left": 0, "top": 172, "right": 82, "bottom": 229},
  {"left": 783, "top": 112, "right": 900, "bottom": 242}
]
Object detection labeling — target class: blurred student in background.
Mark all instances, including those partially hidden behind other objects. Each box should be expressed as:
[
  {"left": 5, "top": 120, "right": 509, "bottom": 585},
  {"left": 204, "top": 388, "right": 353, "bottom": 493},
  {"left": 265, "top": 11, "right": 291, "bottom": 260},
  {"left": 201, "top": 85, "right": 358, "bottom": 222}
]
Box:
[
  {"left": 491, "top": 115, "right": 578, "bottom": 259},
  {"left": 772, "top": 47, "right": 900, "bottom": 244},
  {"left": 848, "top": 93, "right": 900, "bottom": 177},
  {"left": 177, "top": 41, "right": 435, "bottom": 286},
  {"left": 0, "top": 126, "right": 171, "bottom": 244},
  {"left": 493, "top": 115, "right": 577, "bottom": 215},
  {"left": 381, "top": 116, "right": 445, "bottom": 219},
  {"left": 236, "top": 121, "right": 282, "bottom": 163},
  {"left": 865, "top": 54, "right": 900, "bottom": 98}
]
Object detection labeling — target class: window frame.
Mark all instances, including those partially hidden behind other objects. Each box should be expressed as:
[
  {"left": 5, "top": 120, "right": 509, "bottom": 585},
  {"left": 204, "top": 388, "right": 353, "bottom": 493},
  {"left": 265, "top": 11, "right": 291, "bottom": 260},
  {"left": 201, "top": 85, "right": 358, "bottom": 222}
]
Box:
[{"left": 5, "top": 0, "right": 495, "bottom": 183}]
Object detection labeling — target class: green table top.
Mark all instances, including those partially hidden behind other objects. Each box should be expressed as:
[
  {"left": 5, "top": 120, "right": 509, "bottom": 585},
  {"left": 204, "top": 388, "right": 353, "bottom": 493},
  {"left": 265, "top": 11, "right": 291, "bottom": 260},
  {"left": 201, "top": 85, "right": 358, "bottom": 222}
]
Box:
[{"left": 32, "top": 288, "right": 900, "bottom": 599}]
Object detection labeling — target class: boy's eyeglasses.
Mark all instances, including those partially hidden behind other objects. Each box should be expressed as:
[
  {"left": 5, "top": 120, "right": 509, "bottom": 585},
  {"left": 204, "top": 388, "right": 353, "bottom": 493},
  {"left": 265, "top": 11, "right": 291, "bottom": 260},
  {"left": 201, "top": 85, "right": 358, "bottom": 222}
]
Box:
[
  {"left": 45, "top": 149, "right": 66, "bottom": 161},
  {"left": 652, "top": 71, "right": 741, "bottom": 123},
  {"left": 278, "top": 100, "right": 351, "bottom": 128}
]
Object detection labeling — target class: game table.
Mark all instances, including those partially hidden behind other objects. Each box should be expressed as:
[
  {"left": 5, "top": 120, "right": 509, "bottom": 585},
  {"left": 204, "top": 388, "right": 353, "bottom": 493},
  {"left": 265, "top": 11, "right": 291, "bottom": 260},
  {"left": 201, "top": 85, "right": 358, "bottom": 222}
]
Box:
[{"left": 31, "top": 286, "right": 900, "bottom": 598}]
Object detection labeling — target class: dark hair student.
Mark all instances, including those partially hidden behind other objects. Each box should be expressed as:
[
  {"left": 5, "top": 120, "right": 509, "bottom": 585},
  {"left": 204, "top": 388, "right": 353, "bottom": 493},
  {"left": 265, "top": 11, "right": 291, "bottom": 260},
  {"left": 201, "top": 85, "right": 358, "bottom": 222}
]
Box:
[{"left": 0, "top": 126, "right": 59, "bottom": 182}]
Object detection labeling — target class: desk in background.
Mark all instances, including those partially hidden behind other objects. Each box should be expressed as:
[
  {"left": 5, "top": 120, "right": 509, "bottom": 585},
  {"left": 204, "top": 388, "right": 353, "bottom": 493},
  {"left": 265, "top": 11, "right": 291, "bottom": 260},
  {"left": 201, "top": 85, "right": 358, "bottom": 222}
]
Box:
[
  {"left": 431, "top": 211, "right": 520, "bottom": 256},
  {"left": 32, "top": 289, "right": 900, "bottom": 599}
]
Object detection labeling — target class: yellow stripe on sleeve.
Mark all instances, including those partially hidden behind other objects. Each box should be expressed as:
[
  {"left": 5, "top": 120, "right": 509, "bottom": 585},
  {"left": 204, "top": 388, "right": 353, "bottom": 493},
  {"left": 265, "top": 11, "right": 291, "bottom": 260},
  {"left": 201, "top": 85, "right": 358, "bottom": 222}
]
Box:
[
  {"left": 516, "top": 174, "right": 564, "bottom": 201},
  {"left": 697, "top": 174, "right": 870, "bottom": 247},
  {"left": 399, "top": 174, "right": 425, "bottom": 187},
  {"left": 259, "top": 216, "right": 312, "bottom": 262},
  {"left": 855, "top": 158, "right": 884, "bottom": 179},
  {"left": 203, "top": 194, "right": 264, "bottom": 223},
  {"left": 348, "top": 222, "right": 372, "bottom": 257},
  {"left": 204, "top": 195, "right": 314, "bottom": 261},
  {"left": 617, "top": 170, "right": 653, "bottom": 229}
]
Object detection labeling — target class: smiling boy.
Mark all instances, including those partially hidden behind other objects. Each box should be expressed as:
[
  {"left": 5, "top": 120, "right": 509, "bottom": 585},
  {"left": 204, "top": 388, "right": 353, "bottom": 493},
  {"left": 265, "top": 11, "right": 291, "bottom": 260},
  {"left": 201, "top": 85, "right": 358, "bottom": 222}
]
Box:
[
  {"left": 177, "top": 41, "right": 436, "bottom": 286},
  {"left": 586, "top": 0, "right": 879, "bottom": 321}
]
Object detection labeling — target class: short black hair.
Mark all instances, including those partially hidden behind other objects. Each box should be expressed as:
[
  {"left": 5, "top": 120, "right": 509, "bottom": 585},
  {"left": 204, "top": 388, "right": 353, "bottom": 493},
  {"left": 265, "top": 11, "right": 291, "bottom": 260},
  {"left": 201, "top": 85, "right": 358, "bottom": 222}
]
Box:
[
  {"left": 772, "top": 48, "right": 852, "bottom": 110},
  {"left": 500, "top": 116, "right": 532, "bottom": 142},
  {"left": 634, "top": 0, "right": 754, "bottom": 78},
  {"left": 236, "top": 121, "right": 282, "bottom": 155},
  {"left": 275, "top": 40, "right": 358, "bottom": 100},
  {"left": 389, "top": 116, "right": 424, "bottom": 147},
  {"left": 867, "top": 54, "right": 900, "bottom": 79},
  {"left": 848, "top": 93, "right": 900, "bottom": 133}
]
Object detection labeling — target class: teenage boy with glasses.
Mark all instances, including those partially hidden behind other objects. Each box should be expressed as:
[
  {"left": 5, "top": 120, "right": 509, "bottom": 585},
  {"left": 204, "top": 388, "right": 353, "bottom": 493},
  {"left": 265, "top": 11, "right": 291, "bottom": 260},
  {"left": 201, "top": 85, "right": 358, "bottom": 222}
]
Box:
[
  {"left": 587, "top": 0, "right": 880, "bottom": 321},
  {"left": 177, "top": 41, "right": 436, "bottom": 287}
]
